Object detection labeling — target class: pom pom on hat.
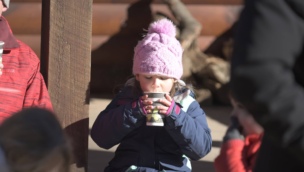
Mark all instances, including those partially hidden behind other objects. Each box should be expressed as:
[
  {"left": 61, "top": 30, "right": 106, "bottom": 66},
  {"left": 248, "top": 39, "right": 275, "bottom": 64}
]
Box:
[
  {"left": 133, "top": 18, "right": 183, "bottom": 79},
  {"left": 148, "top": 19, "right": 176, "bottom": 37}
]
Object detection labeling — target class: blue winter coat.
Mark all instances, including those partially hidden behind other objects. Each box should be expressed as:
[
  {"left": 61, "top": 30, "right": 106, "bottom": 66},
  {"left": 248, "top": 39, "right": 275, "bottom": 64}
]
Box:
[{"left": 91, "top": 84, "right": 212, "bottom": 172}]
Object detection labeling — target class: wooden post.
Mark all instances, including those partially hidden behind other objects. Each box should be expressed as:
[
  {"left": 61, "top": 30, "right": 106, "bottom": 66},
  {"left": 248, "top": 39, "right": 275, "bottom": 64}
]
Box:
[{"left": 41, "top": 0, "right": 92, "bottom": 171}]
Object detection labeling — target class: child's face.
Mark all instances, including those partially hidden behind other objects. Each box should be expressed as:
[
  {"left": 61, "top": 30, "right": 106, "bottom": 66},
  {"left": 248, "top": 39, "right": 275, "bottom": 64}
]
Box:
[
  {"left": 136, "top": 74, "right": 175, "bottom": 93},
  {"left": 0, "top": 0, "right": 7, "bottom": 16}
]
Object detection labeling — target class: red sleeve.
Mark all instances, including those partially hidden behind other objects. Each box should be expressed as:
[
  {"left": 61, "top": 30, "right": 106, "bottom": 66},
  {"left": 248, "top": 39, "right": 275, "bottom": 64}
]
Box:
[
  {"left": 214, "top": 140, "right": 251, "bottom": 172},
  {"left": 23, "top": 60, "right": 53, "bottom": 111}
]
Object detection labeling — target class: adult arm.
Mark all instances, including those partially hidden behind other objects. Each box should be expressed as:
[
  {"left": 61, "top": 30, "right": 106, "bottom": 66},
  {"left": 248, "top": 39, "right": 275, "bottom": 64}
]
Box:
[
  {"left": 214, "top": 116, "right": 247, "bottom": 172},
  {"left": 214, "top": 140, "right": 248, "bottom": 172},
  {"left": 231, "top": 0, "right": 304, "bottom": 161}
]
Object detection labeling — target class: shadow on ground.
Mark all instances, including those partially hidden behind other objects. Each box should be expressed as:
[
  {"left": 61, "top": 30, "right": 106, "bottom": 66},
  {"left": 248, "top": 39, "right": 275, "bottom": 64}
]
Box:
[
  {"left": 203, "top": 106, "right": 231, "bottom": 127},
  {"left": 88, "top": 150, "right": 216, "bottom": 172}
]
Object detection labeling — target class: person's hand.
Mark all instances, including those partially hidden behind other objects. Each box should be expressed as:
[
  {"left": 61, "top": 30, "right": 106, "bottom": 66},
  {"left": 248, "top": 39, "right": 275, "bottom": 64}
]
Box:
[
  {"left": 137, "top": 94, "right": 153, "bottom": 115},
  {"left": 140, "top": 94, "right": 175, "bottom": 116},
  {"left": 157, "top": 94, "right": 174, "bottom": 115},
  {"left": 223, "top": 116, "right": 244, "bottom": 142}
]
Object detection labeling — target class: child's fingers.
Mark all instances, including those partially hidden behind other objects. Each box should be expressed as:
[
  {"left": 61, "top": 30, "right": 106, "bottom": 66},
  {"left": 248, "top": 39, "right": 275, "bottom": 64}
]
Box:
[
  {"left": 140, "top": 94, "right": 148, "bottom": 100},
  {"left": 158, "top": 100, "right": 169, "bottom": 107},
  {"left": 141, "top": 95, "right": 154, "bottom": 106},
  {"left": 159, "top": 96, "right": 172, "bottom": 107},
  {"left": 165, "top": 94, "right": 172, "bottom": 101},
  {"left": 156, "top": 105, "right": 169, "bottom": 113},
  {"left": 145, "top": 105, "right": 154, "bottom": 110}
]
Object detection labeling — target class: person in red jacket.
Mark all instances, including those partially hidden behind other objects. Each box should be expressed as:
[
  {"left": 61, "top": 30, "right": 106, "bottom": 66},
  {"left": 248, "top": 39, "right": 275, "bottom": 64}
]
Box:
[
  {"left": 214, "top": 95, "right": 263, "bottom": 172},
  {"left": 0, "top": 0, "right": 53, "bottom": 123}
]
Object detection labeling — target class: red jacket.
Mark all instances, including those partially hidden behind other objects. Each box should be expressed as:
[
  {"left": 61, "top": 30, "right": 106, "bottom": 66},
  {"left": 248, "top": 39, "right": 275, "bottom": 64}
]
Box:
[
  {"left": 0, "top": 17, "right": 53, "bottom": 123},
  {"left": 214, "top": 134, "right": 262, "bottom": 172}
]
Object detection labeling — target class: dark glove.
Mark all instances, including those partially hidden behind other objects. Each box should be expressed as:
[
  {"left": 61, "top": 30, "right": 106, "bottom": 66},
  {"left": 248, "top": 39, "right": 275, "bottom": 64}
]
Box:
[{"left": 223, "top": 116, "right": 244, "bottom": 142}]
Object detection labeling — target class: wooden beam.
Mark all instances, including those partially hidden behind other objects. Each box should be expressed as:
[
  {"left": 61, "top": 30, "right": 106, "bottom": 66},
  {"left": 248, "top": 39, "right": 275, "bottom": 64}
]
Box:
[
  {"left": 97, "top": 0, "right": 243, "bottom": 4},
  {"left": 92, "top": 4, "right": 241, "bottom": 36},
  {"left": 11, "top": 0, "right": 243, "bottom": 5},
  {"left": 16, "top": 34, "right": 217, "bottom": 58},
  {"left": 6, "top": 3, "right": 241, "bottom": 36},
  {"left": 41, "top": 0, "right": 92, "bottom": 171}
]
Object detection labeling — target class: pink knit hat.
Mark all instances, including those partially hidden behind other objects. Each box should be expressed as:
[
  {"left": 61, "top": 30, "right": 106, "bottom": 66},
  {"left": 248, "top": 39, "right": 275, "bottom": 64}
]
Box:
[{"left": 133, "top": 18, "right": 183, "bottom": 79}]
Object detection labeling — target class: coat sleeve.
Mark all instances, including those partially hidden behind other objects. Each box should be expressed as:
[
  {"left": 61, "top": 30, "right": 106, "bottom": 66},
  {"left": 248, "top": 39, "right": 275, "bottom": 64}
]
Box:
[
  {"left": 214, "top": 140, "right": 248, "bottom": 172},
  {"left": 231, "top": 0, "right": 304, "bottom": 161},
  {"left": 164, "top": 99, "right": 212, "bottom": 160},
  {"left": 90, "top": 86, "right": 145, "bottom": 149}
]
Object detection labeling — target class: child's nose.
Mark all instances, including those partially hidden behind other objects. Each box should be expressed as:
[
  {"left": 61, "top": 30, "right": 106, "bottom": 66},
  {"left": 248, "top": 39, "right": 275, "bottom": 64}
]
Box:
[{"left": 152, "top": 78, "right": 161, "bottom": 87}]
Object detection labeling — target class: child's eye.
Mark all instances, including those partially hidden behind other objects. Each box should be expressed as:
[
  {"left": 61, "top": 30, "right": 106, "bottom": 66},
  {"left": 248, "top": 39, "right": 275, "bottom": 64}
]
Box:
[
  {"left": 160, "top": 77, "right": 169, "bottom": 80},
  {"left": 145, "top": 76, "right": 152, "bottom": 79}
]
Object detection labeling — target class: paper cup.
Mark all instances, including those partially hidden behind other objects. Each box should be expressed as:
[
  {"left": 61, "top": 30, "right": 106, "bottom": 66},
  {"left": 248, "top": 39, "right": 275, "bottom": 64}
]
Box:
[
  {"left": 0, "top": 41, "right": 4, "bottom": 64},
  {"left": 144, "top": 92, "right": 167, "bottom": 127},
  {"left": 0, "top": 41, "right": 4, "bottom": 58}
]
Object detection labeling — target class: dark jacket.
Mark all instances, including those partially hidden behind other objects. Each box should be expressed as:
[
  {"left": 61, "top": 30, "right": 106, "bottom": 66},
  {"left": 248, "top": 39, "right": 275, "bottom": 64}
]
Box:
[
  {"left": 231, "top": 0, "right": 304, "bottom": 171},
  {"left": 91, "top": 84, "right": 212, "bottom": 172}
]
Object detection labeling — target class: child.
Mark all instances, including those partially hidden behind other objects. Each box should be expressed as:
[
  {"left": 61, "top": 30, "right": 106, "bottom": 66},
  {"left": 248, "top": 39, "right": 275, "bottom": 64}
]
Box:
[
  {"left": 91, "top": 18, "right": 212, "bottom": 172},
  {"left": 0, "top": 108, "right": 72, "bottom": 172},
  {"left": 0, "top": 0, "right": 53, "bottom": 123},
  {"left": 214, "top": 95, "right": 264, "bottom": 172}
]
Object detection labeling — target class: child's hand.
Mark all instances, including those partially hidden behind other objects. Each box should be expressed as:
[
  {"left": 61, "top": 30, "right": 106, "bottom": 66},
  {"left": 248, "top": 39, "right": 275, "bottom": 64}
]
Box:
[
  {"left": 139, "top": 94, "right": 176, "bottom": 116},
  {"left": 139, "top": 93, "right": 174, "bottom": 115},
  {"left": 138, "top": 94, "right": 153, "bottom": 115},
  {"left": 156, "top": 94, "right": 174, "bottom": 115}
]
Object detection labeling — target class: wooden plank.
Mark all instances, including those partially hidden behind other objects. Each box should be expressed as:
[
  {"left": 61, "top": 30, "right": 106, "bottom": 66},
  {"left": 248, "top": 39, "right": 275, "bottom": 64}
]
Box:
[
  {"left": 110, "top": 0, "right": 243, "bottom": 4},
  {"left": 91, "top": 35, "right": 216, "bottom": 52},
  {"left": 92, "top": 4, "right": 241, "bottom": 36},
  {"left": 11, "top": 0, "right": 41, "bottom": 2},
  {"left": 3, "top": 3, "right": 42, "bottom": 34},
  {"left": 41, "top": 0, "right": 92, "bottom": 171},
  {"left": 5, "top": 3, "right": 241, "bottom": 36},
  {"left": 150, "top": 4, "right": 241, "bottom": 36},
  {"left": 15, "top": 34, "right": 219, "bottom": 58},
  {"left": 11, "top": 0, "right": 243, "bottom": 5}
]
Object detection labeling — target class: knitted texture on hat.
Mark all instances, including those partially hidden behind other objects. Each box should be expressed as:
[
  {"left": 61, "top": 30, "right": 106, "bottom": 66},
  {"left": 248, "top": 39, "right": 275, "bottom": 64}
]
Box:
[
  {"left": 3, "top": 0, "right": 9, "bottom": 8},
  {"left": 133, "top": 18, "right": 183, "bottom": 79}
]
